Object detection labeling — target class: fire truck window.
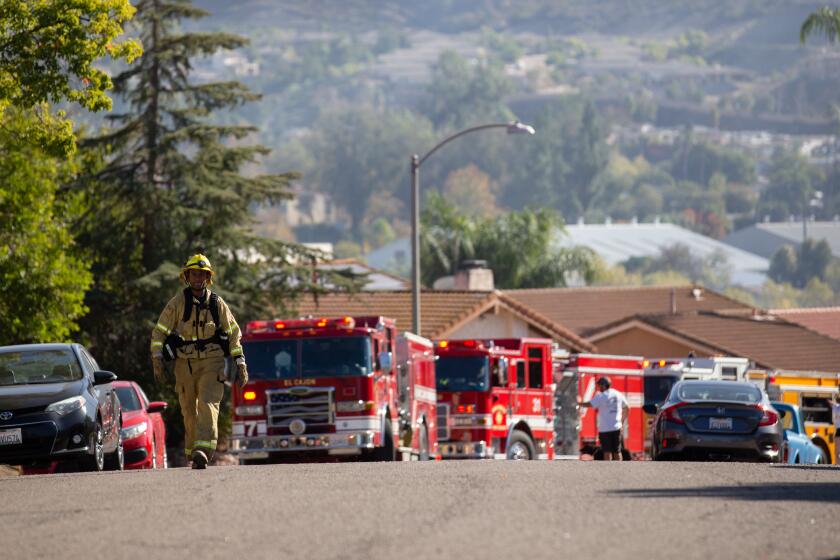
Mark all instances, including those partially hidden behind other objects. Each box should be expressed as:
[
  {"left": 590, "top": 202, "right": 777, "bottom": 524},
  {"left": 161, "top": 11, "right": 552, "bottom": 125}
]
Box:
[
  {"left": 721, "top": 367, "right": 738, "bottom": 380},
  {"left": 527, "top": 348, "right": 543, "bottom": 389},
  {"left": 516, "top": 361, "right": 526, "bottom": 389},
  {"left": 242, "top": 339, "right": 298, "bottom": 380},
  {"left": 301, "top": 337, "right": 373, "bottom": 377},
  {"left": 800, "top": 396, "right": 832, "bottom": 424},
  {"left": 436, "top": 356, "right": 489, "bottom": 391}
]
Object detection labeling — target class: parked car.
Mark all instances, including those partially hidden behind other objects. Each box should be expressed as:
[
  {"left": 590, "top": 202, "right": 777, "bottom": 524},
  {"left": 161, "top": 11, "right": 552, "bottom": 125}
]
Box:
[
  {"left": 113, "top": 380, "right": 167, "bottom": 469},
  {"left": 0, "top": 343, "right": 124, "bottom": 472},
  {"left": 651, "top": 380, "right": 783, "bottom": 462},
  {"left": 771, "top": 402, "right": 827, "bottom": 465}
]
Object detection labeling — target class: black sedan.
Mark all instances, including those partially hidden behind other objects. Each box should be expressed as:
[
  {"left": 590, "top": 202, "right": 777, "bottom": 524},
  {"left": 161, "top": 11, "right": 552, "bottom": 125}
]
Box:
[
  {"left": 0, "top": 343, "right": 124, "bottom": 472},
  {"left": 651, "top": 380, "right": 783, "bottom": 462}
]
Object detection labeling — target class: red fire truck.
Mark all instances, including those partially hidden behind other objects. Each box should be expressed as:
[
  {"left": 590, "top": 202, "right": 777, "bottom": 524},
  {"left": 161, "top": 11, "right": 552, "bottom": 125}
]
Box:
[
  {"left": 434, "top": 338, "right": 555, "bottom": 460},
  {"left": 229, "top": 316, "right": 437, "bottom": 462},
  {"left": 554, "top": 353, "right": 646, "bottom": 459}
]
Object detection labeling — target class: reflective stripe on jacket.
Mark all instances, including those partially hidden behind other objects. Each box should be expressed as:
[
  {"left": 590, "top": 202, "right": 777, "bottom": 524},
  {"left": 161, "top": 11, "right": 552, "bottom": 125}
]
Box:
[{"left": 150, "top": 290, "right": 244, "bottom": 361}]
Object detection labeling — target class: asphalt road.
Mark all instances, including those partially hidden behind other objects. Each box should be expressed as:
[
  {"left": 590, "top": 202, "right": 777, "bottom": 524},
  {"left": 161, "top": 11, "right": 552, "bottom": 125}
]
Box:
[{"left": 2, "top": 461, "right": 839, "bottom": 560}]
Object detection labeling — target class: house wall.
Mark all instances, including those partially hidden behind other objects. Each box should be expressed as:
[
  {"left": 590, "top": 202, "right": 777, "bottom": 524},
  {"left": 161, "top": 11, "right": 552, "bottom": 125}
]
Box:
[
  {"left": 449, "top": 309, "right": 545, "bottom": 340},
  {"left": 593, "top": 327, "right": 707, "bottom": 357}
]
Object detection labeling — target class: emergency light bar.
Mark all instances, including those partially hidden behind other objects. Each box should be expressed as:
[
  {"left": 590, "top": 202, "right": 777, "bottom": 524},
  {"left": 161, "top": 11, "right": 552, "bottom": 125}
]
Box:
[
  {"left": 245, "top": 316, "right": 356, "bottom": 334},
  {"left": 436, "top": 339, "right": 490, "bottom": 350}
]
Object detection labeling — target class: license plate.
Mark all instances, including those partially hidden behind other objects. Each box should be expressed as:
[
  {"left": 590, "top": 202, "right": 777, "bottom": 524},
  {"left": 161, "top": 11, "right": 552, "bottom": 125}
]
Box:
[
  {"left": 709, "top": 417, "right": 733, "bottom": 430},
  {"left": 0, "top": 428, "right": 22, "bottom": 445}
]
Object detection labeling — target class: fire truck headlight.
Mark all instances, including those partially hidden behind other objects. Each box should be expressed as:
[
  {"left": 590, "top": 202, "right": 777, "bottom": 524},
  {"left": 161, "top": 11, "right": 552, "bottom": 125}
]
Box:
[
  {"left": 336, "top": 400, "right": 375, "bottom": 412},
  {"left": 235, "top": 405, "right": 264, "bottom": 417}
]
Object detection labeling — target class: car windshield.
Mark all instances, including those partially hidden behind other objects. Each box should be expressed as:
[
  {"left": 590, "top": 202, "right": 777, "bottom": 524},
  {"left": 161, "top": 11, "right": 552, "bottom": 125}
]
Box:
[
  {"left": 676, "top": 382, "right": 762, "bottom": 403},
  {"left": 0, "top": 348, "right": 83, "bottom": 385},
  {"left": 244, "top": 337, "right": 372, "bottom": 380},
  {"left": 115, "top": 387, "right": 142, "bottom": 411},
  {"left": 436, "top": 356, "right": 489, "bottom": 392},
  {"left": 645, "top": 374, "right": 680, "bottom": 407}
]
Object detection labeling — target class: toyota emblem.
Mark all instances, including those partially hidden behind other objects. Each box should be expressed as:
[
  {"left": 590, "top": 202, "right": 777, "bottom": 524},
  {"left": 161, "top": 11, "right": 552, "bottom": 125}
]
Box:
[
  {"left": 289, "top": 418, "right": 306, "bottom": 435},
  {"left": 0, "top": 411, "right": 12, "bottom": 421}
]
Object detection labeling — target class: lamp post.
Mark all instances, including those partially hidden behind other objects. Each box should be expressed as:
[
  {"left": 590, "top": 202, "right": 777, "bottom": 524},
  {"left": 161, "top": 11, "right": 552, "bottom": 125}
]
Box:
[{"left": 410, "top": 121, "right": 536, "bottom": 335}]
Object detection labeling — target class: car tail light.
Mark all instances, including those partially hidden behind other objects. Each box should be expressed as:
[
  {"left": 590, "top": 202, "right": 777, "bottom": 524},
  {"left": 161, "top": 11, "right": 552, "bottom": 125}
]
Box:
[
  {"left": 661, "top": 403, "right": 687, "bottom": 424},
  {"left": 757, "top": 406, "right": 778, "bottom": 426}
]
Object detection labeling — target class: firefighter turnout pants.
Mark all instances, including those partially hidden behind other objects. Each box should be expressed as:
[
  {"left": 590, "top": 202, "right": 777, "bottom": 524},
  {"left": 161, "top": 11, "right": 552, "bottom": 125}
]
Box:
[{"left": 174, "top": 357, "right": 226, "bottom": 461}]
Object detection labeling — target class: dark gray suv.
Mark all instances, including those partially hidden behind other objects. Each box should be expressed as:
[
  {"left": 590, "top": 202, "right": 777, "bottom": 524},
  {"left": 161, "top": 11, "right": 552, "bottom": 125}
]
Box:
[{"left": 652, "top": 380, "right": 783, "bottom": 462}]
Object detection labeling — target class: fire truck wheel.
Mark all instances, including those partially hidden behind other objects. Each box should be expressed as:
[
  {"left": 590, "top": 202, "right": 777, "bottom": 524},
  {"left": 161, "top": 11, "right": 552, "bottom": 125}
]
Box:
[
  {"left": 506, "top": 430, "right": 535, "bottom": 460},
  {"left": 372, "top": 422, "right": 396, "bottom": 462}
]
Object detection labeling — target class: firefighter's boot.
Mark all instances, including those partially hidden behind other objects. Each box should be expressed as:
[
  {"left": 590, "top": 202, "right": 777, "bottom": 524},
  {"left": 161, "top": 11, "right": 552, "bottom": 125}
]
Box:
[{"left": 191, "top": 449, "right": 208, "bottom": 470}]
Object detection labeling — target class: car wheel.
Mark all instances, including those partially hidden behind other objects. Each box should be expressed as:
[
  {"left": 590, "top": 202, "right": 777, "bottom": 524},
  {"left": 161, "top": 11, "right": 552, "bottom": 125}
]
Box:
[
  {"left": 105, "top": 428, "right": 124, "bottom": 471},
  {"left": 83, "top": 421, "right": 105, "bottom": 472},
  {"left": 817, "top": 448, "right": 829, "bottom": 465},
  {"left": 506, "top": 430, "right": 535, "bottom": 460}
]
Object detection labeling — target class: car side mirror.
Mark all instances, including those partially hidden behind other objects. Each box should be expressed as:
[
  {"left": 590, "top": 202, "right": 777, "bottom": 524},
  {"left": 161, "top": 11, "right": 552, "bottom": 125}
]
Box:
[
  {"left": 495, "top": 359, "right": 508, "bottom": 386},
  {"left": 147, "top": 401, "right": 168, "bottom": 414},
  {"left": 378, "top": 352, "right": 393, "bottom": 375},
  {"left": 643, "top": 404, "right": 659, "bottom": 415},
  {"left": 93, "top": 370, "right": 118, "bottom": 385}
]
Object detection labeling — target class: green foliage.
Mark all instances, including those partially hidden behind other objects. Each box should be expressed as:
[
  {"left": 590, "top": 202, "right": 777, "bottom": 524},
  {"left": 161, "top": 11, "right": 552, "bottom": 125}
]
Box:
[
  {"left": 292, "top": 107, "right": 435, "bottom": 240},
  {"left": 423, "top": 50, "right": 515, "bottom": 130},
  {"left": 480, "top": 26, "right": 524, "bottom": 63},
  {"left": 800, "top": 7, "right": 840, "bottom": 44},
  {"left": 0, "top": 0, "right": 141, "bottom": 155},
  {"left": 670, "top": 140, "right": 756, "bottom": 186},
  {"left": 420, "top": 192, "right": 594, "bottom": 289},
  {"left": 0, "top": 109, "right": 92, "bottom": 344},
  {"left": 621, "top": 243, "right": 732, "bottom": 290},
  {"left": 757, "top": 148, "right": 824, "bottom": 221},
  {"left": 768, "top": 240, "right": 833, "bottom": 288}
]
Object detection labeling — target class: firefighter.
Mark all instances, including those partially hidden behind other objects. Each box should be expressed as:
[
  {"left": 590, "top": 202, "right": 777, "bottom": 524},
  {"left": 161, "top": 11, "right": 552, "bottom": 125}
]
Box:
[{"left": 150, "top": 254, "right": 248, "bottom": 469}]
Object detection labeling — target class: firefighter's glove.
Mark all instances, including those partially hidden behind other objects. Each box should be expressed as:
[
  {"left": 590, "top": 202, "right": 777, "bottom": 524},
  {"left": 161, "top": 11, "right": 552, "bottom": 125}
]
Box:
[
  {"left": 152, "top": 356, "right": 166, "bottom": 384},
  {"left": 235, "top": 357, "right": 248, "bottom": 388}
]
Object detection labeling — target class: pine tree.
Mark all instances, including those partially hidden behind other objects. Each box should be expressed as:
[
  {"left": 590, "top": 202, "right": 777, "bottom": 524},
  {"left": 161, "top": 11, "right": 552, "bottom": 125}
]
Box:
[{"left": 70, "top": 0, "right": 353, "bottom": 383}]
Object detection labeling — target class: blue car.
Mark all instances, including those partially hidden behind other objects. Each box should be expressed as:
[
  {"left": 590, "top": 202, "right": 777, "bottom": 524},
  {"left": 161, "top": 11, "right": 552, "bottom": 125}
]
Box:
[{"left": 772, "top": 402, "right": 827, "bottom": 465}]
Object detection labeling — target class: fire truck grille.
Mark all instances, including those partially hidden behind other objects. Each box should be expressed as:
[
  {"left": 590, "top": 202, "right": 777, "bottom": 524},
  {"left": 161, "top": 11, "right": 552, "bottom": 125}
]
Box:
[
  {"left": 266, "top": 388, "right": 334, "bottom": 432},
  {"left": 436, "top": 403, "right": 450, "bottom": 441}
]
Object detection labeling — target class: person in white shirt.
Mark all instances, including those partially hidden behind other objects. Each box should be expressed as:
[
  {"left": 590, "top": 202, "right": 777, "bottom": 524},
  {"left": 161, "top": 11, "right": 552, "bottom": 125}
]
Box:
[{"left": 585, "top": 377, "right": 629, "bottom": 461}]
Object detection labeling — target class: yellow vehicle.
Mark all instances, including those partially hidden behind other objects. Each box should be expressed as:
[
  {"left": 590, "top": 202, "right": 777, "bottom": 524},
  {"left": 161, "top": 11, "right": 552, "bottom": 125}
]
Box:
[{"left": 766, "top": 370, "right": 839, "bottom": 464}]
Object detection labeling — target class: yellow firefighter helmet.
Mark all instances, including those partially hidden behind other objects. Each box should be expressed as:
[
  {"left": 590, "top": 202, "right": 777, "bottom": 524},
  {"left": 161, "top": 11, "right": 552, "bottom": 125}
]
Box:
[{"left": 179, "top": 253, "right": 214, "bottom": 285}]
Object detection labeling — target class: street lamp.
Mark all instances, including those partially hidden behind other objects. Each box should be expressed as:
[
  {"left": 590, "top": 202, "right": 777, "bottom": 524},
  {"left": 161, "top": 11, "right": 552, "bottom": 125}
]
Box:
[{"left": 410, "top": 121, "right": 536, "bottom": 335}]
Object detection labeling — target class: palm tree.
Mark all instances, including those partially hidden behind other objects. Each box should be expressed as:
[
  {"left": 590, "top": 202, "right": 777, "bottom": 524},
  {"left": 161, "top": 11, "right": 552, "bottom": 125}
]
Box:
[{"left": 800, "top": 7, "right": 840, "bottom": 44}]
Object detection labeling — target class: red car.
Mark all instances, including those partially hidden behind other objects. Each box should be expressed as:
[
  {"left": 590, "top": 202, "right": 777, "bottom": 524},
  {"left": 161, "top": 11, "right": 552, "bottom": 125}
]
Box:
[{"left": 113, "top": 381, "right": 168, "bottom": 469}]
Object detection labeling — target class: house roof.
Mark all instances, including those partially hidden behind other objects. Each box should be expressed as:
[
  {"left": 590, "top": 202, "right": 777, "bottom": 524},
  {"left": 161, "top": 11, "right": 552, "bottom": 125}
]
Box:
[
  {"left": 589, "top": 310, "right": 840, "bottom": 372},
  {"left": 505, "top": 285, "right": 751, "bottom": 337},
  {"left": 558, "top": 222, "right": 770, "bottom": 287},
  {"left": 769, "top": 307, "right": 840, "bottom": 342},
  {"left": 290, "top": 290, "right": 595, "bottom": 352},
  {"left": 723, "top": 221, "right": 840, "bottom": 259},
  {"left": 319, "top": 259, "right": 410, "bottom": 290}
]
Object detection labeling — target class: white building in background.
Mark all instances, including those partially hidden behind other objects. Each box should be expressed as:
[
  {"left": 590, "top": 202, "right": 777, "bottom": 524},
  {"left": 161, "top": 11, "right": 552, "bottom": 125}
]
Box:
[
  {"left": 723, "top": 220, "right": 840, "bottom": 260},
  {"left": 557, "top": 221, "right": 769, "bottom": 288}
]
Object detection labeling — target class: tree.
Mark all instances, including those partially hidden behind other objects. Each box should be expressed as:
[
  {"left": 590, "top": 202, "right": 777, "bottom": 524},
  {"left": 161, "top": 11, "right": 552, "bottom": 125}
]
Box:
[
  {"left": 423, "top": 50, "right": 515, "bottom": 130},
  {"left": 757, "top": 148, "right": 824, "bottom": 221},
  {"left": 0, "top": 109, "right": 92, "bottom": 345},
  {"left": 420, "top": 192, "right": 594, "bottom": 289},
  {"left": 440, "top": 164, "right": 501, "bottom": 218},
  {"left": 0, "top": 0, "right": 138, "bottom": 344},
  {"left": 294, "top": 107, "right": 435, "bottom": 241},
  {"left": 767, "top": 240, "right": 832, "bottom": 289},
  {"left": 800, "top": 7, "right": 840, "bottom": 44},
  {"left": 1, "top": 0, "right": 140, "bottom": 154}
]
